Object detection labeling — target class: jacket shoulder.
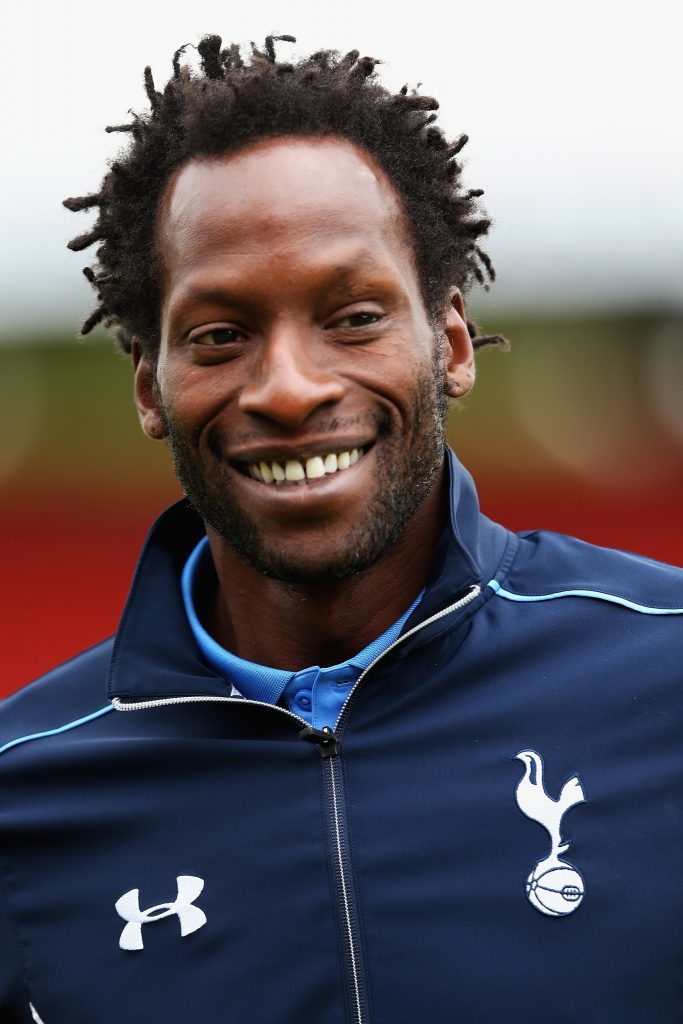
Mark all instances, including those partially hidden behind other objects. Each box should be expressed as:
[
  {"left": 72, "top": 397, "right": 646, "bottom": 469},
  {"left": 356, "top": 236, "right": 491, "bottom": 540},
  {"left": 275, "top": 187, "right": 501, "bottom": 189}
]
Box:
[
  {"left": 0, "top": 638, "right": 114, "bottom": 750},
  {"left": 499, "top": 530, "right": 683, "bottom": 612}
]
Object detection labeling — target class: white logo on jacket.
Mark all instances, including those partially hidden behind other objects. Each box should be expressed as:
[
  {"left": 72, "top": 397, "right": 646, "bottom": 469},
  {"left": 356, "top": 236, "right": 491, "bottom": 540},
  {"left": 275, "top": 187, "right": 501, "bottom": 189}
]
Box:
[
  {"left": 115, "top": 875, "right": 206, "bottom": 950},
  {"left": 514, "top": 751, "right": 585, "bottom": 917}
]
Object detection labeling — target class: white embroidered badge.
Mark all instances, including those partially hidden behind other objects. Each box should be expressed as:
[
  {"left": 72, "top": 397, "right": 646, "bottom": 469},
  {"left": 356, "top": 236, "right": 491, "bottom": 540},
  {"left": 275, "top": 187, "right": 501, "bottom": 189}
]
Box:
[
  {"left": 514, "top": 750, "right": 586, "bottom": 917},
  {"left": 115, "top": 875, "right": 207, "bottom": 950}
]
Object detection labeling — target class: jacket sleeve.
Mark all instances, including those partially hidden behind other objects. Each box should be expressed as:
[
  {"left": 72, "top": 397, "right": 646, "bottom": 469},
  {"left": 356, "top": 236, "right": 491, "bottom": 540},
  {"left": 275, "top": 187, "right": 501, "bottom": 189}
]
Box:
[{"left": 0, "top": 877, "right": 33, "bottom": 1023}]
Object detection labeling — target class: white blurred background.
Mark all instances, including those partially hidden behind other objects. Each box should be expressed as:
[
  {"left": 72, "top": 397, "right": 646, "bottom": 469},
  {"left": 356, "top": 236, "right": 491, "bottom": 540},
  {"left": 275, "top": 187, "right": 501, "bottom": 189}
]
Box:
[{"left": 1, "top": 0, "right": 681, "bottom": 335}]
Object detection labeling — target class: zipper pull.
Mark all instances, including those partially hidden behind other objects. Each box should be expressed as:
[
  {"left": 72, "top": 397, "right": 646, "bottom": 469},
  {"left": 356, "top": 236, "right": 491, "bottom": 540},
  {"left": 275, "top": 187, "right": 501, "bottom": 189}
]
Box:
[{"left": 299, "top": 724, "right": 339, "bottom": 758}]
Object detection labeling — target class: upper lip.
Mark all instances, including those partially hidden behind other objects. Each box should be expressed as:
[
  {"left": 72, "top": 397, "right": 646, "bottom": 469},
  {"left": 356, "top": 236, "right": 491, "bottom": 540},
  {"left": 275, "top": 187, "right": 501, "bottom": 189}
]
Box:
[{"left": 229, "top": 438, "right": 375, "bottom": 465}]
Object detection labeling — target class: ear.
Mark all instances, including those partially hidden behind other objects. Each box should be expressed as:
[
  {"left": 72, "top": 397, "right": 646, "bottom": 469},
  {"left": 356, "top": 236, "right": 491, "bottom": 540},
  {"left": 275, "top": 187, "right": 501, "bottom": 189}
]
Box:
[
  {"left": 132, "top": 342, "right": 168, "bottom": 440},
  {"left": 442, "top": 290, "right": 475, "bottom": 398}
]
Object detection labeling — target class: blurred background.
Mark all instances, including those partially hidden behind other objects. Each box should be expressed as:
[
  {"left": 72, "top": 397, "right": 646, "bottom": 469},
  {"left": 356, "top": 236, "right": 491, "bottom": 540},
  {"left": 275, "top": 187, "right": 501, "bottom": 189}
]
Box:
[{"left": 1, "top": 0, "right": 681, "bottom": 696}]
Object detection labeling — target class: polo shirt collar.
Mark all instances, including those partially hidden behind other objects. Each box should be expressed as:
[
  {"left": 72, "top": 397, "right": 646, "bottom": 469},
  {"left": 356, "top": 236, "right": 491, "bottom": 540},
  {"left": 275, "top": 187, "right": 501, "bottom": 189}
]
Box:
[{"left": 181, "top": 536, "right": 423, "bottom": 705}]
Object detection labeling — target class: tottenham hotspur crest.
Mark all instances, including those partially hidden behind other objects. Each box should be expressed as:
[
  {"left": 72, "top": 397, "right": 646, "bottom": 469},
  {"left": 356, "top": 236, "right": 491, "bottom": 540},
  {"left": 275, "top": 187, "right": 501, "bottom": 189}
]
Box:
[{"left": 514, "top": 751, "right": 586, "bottom": 917}]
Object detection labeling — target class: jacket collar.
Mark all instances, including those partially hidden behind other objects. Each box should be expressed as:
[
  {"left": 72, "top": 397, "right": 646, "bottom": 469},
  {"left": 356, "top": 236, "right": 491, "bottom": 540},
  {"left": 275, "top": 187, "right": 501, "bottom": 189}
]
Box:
[{"left": 107, "top": 448, "right": 512, "bottom": 701}]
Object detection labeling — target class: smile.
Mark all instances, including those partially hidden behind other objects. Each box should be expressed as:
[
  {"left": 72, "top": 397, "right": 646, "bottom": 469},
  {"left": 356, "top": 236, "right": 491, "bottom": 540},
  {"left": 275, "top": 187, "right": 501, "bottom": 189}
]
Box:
[{"left": 243, "top": 447, "right": 368, "bottom": 485}]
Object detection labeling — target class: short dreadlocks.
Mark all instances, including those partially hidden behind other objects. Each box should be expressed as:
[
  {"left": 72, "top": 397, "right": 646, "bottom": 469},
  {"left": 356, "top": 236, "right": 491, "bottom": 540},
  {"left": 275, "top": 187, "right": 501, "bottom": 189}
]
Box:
[{"left": 65, "top": 34, "right": 506, "bottom": 357}]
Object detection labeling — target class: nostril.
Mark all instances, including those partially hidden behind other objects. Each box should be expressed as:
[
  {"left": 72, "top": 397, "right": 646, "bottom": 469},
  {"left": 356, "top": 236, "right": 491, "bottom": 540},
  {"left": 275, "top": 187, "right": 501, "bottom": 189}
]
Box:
[{"left": 238, "top": 377, "right": 344, "bottom": 426}]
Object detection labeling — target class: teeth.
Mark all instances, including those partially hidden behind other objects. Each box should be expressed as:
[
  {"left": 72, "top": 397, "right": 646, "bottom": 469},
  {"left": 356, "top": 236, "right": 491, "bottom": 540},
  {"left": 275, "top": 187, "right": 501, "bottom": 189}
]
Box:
[
  {"left": 305, "top": 456, "right": 326, "bottom": 480},
  {"left": 247, "top": 448, "right": 366, "bottom": 484}
]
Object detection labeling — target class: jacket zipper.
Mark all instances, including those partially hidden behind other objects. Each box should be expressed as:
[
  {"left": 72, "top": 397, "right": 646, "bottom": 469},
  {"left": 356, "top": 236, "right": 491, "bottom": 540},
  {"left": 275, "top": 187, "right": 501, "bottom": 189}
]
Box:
[
  {"left": 113, "top": 584, "right": 481, "bottom": 1024},
  {"left": 299, "top": 584, "right": 481, "bottom": 1024},
  {"left": 326, "top": 750, "right": 367, "bottom": 1024}
]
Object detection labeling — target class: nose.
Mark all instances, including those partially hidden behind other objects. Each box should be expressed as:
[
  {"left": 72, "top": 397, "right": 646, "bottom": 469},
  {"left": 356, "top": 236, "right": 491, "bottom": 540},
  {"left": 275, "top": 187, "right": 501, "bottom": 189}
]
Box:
[{"left": 238, "top": 328, "right": 345, "bottom": 428}]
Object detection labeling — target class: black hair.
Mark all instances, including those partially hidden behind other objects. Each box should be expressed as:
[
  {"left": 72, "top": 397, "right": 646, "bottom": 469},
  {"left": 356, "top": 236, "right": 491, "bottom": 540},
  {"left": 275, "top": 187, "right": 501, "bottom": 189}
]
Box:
[{"left": 65, "top": 34, "right": 507, "bottom": 356}]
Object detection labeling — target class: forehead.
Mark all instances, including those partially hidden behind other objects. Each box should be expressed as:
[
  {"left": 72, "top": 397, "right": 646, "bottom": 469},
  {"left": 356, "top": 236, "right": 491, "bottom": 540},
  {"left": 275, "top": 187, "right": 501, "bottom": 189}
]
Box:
[{"left": 156, "top": 137, "right": 412, "bottom": 282}]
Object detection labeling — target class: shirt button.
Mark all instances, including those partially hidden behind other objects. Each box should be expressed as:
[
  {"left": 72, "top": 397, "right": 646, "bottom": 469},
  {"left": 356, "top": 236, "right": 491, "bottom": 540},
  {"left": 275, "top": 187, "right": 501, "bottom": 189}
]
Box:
[{"left": 294, "top": 689, "right": 312, "bottom": 710}]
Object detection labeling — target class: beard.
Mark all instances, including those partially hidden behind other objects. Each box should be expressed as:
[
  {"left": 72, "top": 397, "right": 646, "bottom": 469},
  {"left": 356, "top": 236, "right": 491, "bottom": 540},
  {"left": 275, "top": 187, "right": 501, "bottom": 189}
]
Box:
[{"left": 161, "top": 350, "right": 448, "bottom": 584}]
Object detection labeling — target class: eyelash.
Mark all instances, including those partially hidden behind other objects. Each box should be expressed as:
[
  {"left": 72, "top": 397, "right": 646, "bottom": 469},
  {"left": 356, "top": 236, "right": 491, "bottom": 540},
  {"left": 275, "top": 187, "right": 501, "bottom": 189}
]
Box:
[
  {"left": 190, "top": 327, "right": 247, "bottom": 347},
  {"left": 330, "top": 311, "right": 382, "bottom": 329},
  {"left": 188, "top": 310, "right": 383, "bottom": 347}
]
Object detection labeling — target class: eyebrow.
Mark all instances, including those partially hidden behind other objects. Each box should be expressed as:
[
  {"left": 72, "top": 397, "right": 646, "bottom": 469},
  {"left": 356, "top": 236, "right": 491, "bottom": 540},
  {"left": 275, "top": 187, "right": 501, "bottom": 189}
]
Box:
[{"left": 168, "top": 253, "right": 390, "bottom": 322}]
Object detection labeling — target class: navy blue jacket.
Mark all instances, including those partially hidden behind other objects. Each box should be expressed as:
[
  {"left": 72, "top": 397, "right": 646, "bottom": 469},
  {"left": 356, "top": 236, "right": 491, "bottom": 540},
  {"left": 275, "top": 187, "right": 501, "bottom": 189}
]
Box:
[{"left": 1, "top": 451, "right": 682, "bottom": 1023}]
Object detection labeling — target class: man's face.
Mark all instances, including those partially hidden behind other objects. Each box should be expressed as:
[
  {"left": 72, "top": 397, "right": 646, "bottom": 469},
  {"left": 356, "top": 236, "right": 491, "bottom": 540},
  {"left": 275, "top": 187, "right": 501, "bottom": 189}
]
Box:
[{"left": 141, "top": 137, "right": 468, "bottom": 583}]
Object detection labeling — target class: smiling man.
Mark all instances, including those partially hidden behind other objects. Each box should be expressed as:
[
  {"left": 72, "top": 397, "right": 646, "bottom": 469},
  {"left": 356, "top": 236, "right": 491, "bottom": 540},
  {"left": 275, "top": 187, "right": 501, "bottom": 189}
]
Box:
[
  {"left": 142, "top": 137, "right": 470, "bottom": 668},
  {"left": 1, "top": 35, "right": 682, "bottom": 1024}
]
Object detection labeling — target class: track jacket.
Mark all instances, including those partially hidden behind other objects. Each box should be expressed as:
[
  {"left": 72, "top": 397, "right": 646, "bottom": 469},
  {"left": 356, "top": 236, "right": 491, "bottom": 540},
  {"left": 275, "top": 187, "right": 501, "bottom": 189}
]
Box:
[{"left": 1, "top": 450, "right": 682, "bottom": 1024}]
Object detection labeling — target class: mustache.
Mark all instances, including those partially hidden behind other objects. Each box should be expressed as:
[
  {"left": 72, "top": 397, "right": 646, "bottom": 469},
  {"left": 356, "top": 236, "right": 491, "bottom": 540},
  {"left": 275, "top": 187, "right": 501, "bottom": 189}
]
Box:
[{"left": 205, "top": 410, "right": 391, "bottom": 462}]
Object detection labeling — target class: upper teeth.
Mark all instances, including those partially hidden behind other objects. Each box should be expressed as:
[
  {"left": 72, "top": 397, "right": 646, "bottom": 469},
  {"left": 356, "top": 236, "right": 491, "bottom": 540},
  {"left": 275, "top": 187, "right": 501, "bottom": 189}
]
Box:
[{"left": 247, "top": 448, "right": 364, "bottom": 484}]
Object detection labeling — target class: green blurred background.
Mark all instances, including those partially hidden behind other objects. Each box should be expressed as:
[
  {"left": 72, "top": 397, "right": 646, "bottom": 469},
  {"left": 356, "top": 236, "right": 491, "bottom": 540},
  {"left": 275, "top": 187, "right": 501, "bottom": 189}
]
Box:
[
  {"left": 2, "top": 312, "right": 681, "bottom": 696},
  {"left": 2, "top": 0, "right": 682, "bottom": 696}
]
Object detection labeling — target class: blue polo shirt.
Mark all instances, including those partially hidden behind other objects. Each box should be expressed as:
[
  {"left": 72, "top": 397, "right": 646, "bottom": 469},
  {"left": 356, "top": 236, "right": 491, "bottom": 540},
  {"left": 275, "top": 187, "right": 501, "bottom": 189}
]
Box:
[{"left": 181, "top": 537, "right": 423, "bottom": 730}]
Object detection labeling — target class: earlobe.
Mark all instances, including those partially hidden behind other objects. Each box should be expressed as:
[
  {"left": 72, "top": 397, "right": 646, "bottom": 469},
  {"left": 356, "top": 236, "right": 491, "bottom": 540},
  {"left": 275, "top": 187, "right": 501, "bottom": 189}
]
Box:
[
  {"left": 132, "top": 343, "right": 168, "bottom": 440},
  {"left": 442, "top": 290, "right": 475, "bottom": 398}
]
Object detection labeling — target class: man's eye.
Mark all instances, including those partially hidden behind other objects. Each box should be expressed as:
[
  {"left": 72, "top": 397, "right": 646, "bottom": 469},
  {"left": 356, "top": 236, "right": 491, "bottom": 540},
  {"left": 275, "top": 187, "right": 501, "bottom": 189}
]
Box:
[
  {"left": 191, "top": 327, "right": 246, "bottom": 346},
  {"left": 332, "top": 312, "right": 381, "bottom": 329}
]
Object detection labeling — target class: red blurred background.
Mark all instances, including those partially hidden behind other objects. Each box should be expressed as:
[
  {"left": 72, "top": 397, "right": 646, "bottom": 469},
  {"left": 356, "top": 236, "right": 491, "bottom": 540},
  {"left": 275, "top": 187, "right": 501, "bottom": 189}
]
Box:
[{"left": 1, "top": 315, "right": 681, "bottom": 697}]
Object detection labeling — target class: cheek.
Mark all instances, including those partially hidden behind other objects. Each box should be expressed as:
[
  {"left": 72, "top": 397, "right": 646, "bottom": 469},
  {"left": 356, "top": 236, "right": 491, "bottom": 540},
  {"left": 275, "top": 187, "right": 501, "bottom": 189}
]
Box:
[
  {"left": 158, "top": 361, "right": 239, "bottom": 431},
  {"left": 344, "top": 326, "right": 433, "bottom": 395},
  {"left": 363, "top": 348, "right": 435, "bottom": 420}
]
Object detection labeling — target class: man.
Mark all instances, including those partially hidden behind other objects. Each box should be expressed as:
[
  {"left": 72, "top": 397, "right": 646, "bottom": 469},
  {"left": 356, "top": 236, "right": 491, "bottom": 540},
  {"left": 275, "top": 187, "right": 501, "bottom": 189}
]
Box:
[{"left": 0, "top": 35, "right": 681, "bottom": 1024}]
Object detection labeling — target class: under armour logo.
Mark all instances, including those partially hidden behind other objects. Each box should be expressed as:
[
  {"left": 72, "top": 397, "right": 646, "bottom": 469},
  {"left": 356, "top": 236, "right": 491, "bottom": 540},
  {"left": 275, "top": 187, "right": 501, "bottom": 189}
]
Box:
[
  {"left": 115, "top": 875, "right": 207, "bottom": 950},
  {"left": 514, "top": 751, "right": 586, "bottom": 917}
]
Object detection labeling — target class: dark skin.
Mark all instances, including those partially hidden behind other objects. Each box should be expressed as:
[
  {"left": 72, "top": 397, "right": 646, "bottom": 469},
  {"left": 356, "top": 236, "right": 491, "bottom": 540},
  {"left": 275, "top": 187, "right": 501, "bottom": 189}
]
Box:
[{"left": 134, "top": 137, "right": 475, "bottom": 671}]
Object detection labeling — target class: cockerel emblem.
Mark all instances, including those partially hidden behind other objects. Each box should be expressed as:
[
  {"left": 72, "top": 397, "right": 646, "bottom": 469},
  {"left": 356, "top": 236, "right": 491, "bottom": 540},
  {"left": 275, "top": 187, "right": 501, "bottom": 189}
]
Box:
[{"left": 514, "top": 750, "right": 586, "bottom": 917}]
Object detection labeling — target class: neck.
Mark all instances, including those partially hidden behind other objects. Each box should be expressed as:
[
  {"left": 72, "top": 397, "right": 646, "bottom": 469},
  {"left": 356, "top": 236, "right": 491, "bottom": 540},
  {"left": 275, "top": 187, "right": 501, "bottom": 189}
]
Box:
[{"left": 203, "top": 466, "right": 448, "bottom": 671}]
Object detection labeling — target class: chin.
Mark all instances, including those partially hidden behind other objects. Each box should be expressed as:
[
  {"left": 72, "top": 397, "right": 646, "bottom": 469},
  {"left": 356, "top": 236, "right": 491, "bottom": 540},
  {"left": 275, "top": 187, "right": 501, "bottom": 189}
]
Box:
[{"left": 222, "top": 531, "right": 394, "bottom": 584}]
